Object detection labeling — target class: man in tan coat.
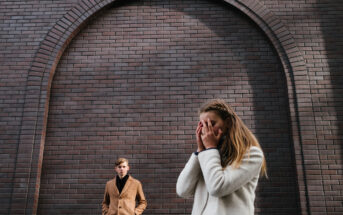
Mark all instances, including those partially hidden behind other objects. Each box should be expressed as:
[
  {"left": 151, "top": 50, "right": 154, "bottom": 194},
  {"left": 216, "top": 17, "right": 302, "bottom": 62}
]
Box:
[{"left": 102, "top": 158, "right": 147, "bottom": 215}]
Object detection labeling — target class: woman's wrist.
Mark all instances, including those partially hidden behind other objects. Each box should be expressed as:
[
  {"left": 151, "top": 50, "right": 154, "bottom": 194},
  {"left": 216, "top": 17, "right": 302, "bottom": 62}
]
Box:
[
  {"left": 195, "top": 147, "right": 217, "bottom": 155},
  {"left": 195, "top": 147, "right": 204, "bottom": 155},
  {"left": 204, "top": 143, "right": 217, "bottom": 149}
]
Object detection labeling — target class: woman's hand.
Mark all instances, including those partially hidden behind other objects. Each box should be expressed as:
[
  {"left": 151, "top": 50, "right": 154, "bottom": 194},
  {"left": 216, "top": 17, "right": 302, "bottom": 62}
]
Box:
[
  {"left": 196, "top": 121, "right": 205, "bottom": 152},
  {"left": 201, "top": 118, "right": 223, "bottom": 149}
]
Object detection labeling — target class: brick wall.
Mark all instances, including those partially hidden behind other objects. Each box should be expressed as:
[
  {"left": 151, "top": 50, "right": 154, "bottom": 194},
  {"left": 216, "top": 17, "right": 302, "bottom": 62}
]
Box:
[
  {"left": 0, "top": 1, "right": 79, "bottom": 214},
  {"left": 0, "top": 0, "right": 342, "bottom": 214},
  {"left": 261, "top": 0, "right": 343, "bottom": 214}
]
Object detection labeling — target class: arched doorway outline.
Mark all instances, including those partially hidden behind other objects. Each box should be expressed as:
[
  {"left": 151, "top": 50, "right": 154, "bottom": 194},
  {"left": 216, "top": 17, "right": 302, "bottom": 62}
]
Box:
[{"left": 11, "top": 0, "right": 315, "bottom": 214}]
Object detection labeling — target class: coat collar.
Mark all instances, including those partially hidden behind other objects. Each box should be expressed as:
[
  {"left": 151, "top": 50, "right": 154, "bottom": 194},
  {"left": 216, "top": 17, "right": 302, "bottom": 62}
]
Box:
[{"left": 113, "top": 175, "right": 133, "bottom": 196}]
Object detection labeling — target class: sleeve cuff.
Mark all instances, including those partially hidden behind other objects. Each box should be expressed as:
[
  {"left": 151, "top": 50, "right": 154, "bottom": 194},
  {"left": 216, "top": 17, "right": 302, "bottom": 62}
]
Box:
[{"left": 194, "top": 147, "right": 218, "bottom": 155}]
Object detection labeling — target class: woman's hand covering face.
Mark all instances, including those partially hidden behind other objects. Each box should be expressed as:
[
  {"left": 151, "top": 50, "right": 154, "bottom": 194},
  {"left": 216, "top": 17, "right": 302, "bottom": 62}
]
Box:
[{"left": 199, "top": 112, "right": 224, "bottom": 149}]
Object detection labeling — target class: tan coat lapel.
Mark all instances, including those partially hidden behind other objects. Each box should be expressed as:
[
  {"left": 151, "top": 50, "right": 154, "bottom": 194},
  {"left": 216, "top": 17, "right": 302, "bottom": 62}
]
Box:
[
  {"left": 112, "top": 177, "right": 120, "bottom": 195},
  {"left": 119, "top": 175, "right": 132, "bottom": 196}
]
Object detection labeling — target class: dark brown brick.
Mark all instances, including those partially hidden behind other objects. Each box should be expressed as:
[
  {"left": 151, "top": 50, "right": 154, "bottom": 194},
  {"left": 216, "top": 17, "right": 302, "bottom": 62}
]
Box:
[{"left": 1, "top": 0, "right": 343, "bottom": 215}]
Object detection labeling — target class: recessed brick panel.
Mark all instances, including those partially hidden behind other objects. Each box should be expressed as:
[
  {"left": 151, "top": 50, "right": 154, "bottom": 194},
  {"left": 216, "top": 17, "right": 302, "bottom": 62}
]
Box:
[{"left": 38, "top": 1, "right": 298, "bottom": 214}]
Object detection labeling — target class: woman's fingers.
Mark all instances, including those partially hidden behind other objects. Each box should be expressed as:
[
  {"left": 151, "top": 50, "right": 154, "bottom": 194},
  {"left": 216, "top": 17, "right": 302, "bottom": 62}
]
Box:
[
  {"left": 216, "top": 129, "right": 223, "bottom": 140},
  {"left": 196, "top": 122, "right": 202, "bottom": 134},
  {"left": 201, "top": 120, "right": 207, "bottom": 132},
  {"left": 196, "top": 127, "right": 201, "bottom": 136},
  {"left": 196, "top": 121, "right": 203, "bottom": 139},
  {"left": 196, "top": 121, "right": 205, "bottom": 152},
  {"left": 207, "top": 118, "right": 213, "bottom": 132}
]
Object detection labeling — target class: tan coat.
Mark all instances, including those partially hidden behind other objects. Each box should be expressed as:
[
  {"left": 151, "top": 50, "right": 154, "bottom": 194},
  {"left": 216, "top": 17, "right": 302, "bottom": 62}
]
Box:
[{"left": 102, "top": 175, "right": 147, "bottom": 215}]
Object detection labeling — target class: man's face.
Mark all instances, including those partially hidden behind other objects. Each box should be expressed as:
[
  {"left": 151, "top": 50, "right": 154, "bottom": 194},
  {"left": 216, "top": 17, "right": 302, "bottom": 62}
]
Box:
[{"left": 115, "top": 162, "right": 129, "bottom": 178}]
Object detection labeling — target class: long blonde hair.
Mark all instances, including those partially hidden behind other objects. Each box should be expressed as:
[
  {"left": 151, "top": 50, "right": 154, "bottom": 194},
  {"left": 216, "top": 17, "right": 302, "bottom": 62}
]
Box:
[{"left": 199, "top": 99, "right": 267, "bottom": 177}]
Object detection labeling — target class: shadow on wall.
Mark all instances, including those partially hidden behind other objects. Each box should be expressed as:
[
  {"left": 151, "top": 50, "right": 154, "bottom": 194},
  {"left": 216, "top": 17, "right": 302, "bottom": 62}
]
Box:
[
  {"left": 318, "top": 1, "right": 343, "bottom": 164},
  {"left": 317, "top": 0, "right": 343, "bottom": 210},
  {"left": 181, "top": 1, "right": 301, "bottom": 214}
]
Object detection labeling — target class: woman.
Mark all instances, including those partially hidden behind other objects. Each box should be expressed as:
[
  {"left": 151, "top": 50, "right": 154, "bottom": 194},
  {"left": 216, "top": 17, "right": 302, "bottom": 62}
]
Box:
[{"left": 176, "top": 99, "right": 267, "bottom": 215}]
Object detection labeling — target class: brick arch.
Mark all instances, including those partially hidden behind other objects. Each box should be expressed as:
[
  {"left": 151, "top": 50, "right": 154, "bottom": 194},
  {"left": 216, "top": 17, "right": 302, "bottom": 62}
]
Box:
[{"left": 11, "top": 0, "right": 314, "bottom": 214}]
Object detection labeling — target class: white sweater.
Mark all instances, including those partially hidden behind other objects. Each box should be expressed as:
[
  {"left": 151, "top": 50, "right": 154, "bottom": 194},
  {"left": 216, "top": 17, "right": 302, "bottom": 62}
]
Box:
[{"left": 176, "top": 146, "right": 263, "bottom": 215}]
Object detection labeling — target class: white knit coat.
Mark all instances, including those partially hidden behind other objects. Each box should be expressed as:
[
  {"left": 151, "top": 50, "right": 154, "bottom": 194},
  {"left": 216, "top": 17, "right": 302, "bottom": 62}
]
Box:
[{"left": 176, "top": 146, "right": 263, "bottom": 215}]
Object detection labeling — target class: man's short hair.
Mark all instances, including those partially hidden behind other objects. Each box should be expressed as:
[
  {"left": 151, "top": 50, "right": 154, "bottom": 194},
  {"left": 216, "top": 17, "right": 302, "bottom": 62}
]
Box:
[{"left": 115, "top": 158, "right": 129, "bottom": 167}]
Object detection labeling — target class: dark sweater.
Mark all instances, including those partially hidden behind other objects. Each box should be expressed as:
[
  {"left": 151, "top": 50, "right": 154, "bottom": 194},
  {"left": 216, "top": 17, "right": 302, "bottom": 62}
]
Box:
[{"left": 116, "top": 174, "right": 129, "bottom": 193}]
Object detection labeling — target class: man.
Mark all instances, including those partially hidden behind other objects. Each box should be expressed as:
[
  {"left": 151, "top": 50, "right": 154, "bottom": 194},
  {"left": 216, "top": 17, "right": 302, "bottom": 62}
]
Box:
[{"left": 102, "top": 158, "right": 147, "bottom": 215}]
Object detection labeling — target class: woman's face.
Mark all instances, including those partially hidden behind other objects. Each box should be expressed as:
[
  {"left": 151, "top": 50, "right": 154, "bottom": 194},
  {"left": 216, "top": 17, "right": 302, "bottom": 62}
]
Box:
[{"left": 199, "top": 111, "right": 226, "bottom": 136}]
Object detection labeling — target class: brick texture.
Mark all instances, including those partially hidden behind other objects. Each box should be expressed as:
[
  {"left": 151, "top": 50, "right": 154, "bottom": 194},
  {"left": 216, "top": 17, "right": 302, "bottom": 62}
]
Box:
[
  {"left": 0, "top": 0, "right": 342, "bottom": 214},
  {"left": 39, "top": 1, "right": 297, "bottom": 214}
]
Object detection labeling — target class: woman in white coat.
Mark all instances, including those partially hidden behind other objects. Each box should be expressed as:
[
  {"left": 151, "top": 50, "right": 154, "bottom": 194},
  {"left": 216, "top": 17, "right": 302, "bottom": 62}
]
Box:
[{"left": 176, "top": 99, "right": 267, "bottom": 215}]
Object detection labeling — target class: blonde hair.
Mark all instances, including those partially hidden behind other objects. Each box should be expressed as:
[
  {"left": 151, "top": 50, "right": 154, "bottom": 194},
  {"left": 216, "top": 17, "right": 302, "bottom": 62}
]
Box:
[
  {"left": 115, "top": 158, "right": 129, "bottom": 167},
  {"left": 199, "top": 99, "right": 267, "bottom": 177}
]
